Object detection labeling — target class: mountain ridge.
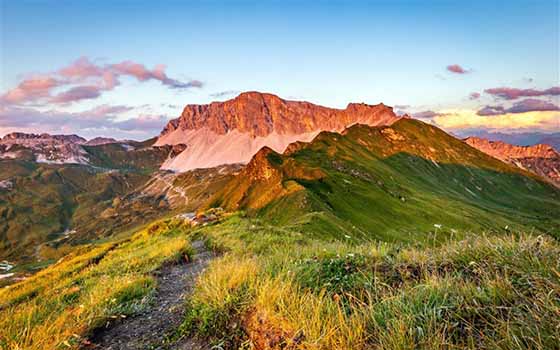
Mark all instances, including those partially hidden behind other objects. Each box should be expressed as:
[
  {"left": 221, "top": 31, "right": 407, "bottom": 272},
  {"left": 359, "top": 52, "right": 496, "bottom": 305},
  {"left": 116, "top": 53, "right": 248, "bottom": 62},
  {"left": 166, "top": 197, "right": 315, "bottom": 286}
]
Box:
[
  {"left": 206, "top": 118, "right": 559, "bottom": 239},
  {"left": 155, "top": 91, "right": 401, "bottom": 171},
  {"left": 465, "top": 136, "right": 560, "bottom": 186}
]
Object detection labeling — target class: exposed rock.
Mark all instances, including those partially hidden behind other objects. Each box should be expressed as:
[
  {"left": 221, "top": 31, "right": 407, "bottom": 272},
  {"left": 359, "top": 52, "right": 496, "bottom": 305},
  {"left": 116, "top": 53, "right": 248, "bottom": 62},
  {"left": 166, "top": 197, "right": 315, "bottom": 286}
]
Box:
[
  {"left": 155, "top": 91, "right": 400, "bottom": 171},
  {"left": 465, "top": 137, "right": 560, "bottom": 186},
  {"left": 0, "top": 132, "right": 89, "bottom": 164},
  {"left": 0, "top": 180, "right": 13, "bottom": 191}
]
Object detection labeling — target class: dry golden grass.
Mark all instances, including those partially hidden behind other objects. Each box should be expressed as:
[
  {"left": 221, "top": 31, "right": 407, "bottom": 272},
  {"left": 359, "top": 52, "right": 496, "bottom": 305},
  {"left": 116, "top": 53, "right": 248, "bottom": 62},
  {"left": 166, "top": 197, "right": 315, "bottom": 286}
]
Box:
[{"left": 0, "top": 219, "right": 192, "bottom": 350}]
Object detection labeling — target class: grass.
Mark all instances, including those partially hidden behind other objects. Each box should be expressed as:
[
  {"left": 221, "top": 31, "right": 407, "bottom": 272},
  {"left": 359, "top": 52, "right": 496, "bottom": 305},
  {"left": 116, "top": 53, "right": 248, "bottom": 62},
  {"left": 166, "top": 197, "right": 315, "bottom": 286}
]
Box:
[
  {"left": 182, "top": 214, "right": 560, "bottom": 350},
  {"left": 2, "top": 119, "right": 559, "bottom": 349},
  {"left": 0, "top": 218, "right": 193, "bottom": 350},
  {"left": 208, "top": 119, "right": 560, "bottom": 239}
]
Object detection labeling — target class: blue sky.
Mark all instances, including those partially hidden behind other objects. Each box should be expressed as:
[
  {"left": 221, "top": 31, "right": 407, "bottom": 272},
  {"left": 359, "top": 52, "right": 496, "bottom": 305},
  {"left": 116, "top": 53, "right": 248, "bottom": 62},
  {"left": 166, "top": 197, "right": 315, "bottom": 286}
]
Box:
[{"left": 1, "top": 0, "right": 559, "bottom": 139}]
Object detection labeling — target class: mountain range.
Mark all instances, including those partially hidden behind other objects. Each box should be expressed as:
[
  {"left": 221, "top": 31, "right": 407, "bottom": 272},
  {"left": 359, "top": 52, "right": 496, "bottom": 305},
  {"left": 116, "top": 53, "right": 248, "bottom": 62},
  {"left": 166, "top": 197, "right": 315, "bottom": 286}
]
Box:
[
  {"left": 458, "top": 130, "right": 560, "bottom": 150},
  {"left": 2, "top": 92, "right": 560, "bottom": 350},
  {"left": 1, "top": 91, "right": 559, "bottom": 275}
]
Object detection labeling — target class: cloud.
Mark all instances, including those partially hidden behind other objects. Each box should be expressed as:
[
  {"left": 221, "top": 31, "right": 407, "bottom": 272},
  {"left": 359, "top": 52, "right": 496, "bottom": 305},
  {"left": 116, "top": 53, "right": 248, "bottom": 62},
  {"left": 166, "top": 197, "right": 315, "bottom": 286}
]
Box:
[
  {"left": 477, "top": 105, "right": 506, "bottom": 116},
  {"left": 430, "top": 108, "right": 560, "bottom": 133},
  {"left": 469, "top": 92, "right": 481, "bottom": 100},
  {"left": 112, "top": 114, "right": 169, "bottom": 131},
  {"left": 51, "top": 85, "right": 102, "bottom": 103},
  {"left": 1, "top": 76, "right": 61, "bottom": 104},
  {"left": 412, "top": 110, "right": 442, "bottom": 119},
  {"left": 0, "top": 104, "right": 168, "bottom": 140},
  {"left": 1, "top": 56, "right": 203, "bottom": 105},
  {"left": 59, "top": 56, "right": 103, "bottom": 79},
  {"left": 209, "top": 90, "right": 240, "bottom": 98},
  {"left": 110, "top": 61, "right": 202, "bottom": 89},
  {"left": 477, "top": 99, "right": 559, "bottom": 116},
  {"left": 446, "top": 64, "right": 469, "bottom": 74},
  {"left": 507, "top": 99, "right": 560, "bottom": 113},
  {"left": 394, "top": 104, "right": 410, "bottom": 110},
  {"left": 484, "top": 86, "right": 560, "bottom": 100}
]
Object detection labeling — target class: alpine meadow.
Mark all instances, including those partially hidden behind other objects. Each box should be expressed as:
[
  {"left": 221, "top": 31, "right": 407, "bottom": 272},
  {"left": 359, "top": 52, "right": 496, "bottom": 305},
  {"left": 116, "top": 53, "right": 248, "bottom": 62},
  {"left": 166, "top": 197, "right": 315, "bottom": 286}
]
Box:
[{"left": 1, "top": 1, "right": 559, "bottom": 350}]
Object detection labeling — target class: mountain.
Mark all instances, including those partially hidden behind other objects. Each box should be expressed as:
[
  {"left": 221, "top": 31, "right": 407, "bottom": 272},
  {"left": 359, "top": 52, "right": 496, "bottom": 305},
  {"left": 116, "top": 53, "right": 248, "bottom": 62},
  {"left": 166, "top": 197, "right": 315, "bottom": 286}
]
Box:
[
  {"left": 0, "top": 132, "right": 89, "bottom": 164},
  {"left": 465, "top": 137, "right": 560, "bottom": 186},
  {"left": 1, "top": 132, "right": 87, "bottom": 144},
  {"left": 207, "top": 118, "right": 560, "bottom": 240},
  {"left": 0, "top": 132, "right": 189, "bottom": 171},
  {"left": 84, "top": 137, "right": 119, "bottom": 146},
  {"left": 155, "top": 91, "right": 401, "bottom": 171},
  {"left": 457, "top": 130, "right": 560, "bottom": 151},
  {"left": 0, "top": 135, "right": 195, "bottom": 265}
]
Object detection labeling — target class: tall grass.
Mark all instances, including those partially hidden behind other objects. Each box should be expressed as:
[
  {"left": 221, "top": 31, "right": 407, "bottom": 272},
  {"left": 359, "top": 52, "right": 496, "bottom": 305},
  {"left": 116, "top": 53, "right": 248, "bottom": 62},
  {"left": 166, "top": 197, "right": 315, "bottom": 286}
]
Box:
[
  {"left": 183, "top": 216, "right": 560, "bottom": 350},
  {"left": 0, "top": 219, "right": 192, "bottom": 350}
]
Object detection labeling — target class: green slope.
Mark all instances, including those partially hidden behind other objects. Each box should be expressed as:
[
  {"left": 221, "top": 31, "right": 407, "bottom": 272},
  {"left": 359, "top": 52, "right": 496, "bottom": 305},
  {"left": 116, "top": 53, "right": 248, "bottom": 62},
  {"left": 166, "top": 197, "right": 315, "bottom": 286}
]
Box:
[
  {"left": 0, "top": 140, "right": 176, "bottom": 264},
  {"left": 0, "top": 161, "right": 149, "bottom": 263},
  {"left": 82, "top": 138, "right": 172, "bottom": 174},
  {"left": 208, "top": 119, "right": 560, "bottom": 242}
]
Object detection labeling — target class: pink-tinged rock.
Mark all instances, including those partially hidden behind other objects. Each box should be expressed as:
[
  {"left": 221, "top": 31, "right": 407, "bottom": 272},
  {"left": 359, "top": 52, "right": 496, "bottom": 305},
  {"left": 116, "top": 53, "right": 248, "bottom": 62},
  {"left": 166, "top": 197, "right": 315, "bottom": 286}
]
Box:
[
  {"left": 465, "top": 137, "right": 560, "bottom": 186},
  {"left": 156, "top": 92, "right": 400, "bottom": 171}
]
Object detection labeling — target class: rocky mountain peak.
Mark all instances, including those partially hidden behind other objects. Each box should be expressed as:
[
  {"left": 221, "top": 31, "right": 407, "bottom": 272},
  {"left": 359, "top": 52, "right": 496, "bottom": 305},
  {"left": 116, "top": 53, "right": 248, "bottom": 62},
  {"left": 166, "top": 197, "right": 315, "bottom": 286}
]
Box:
[{"left": 155, "top": 91, "right": 401, "bottom": 171}]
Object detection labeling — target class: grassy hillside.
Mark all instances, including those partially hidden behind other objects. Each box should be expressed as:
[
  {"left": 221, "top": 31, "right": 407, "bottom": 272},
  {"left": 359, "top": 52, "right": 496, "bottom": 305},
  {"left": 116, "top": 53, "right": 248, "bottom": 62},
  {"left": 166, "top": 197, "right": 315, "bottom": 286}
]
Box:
[
  {"left": 2, "top": 120, "right": 559, "bottom": 349},
  {"left": 0, "top": 219, "right": 193, "bottom": 350},
  {"left": 0, "top": 139, "right": 187, "bottom": 267},
  {"left": 2, "top": 212, "right": 558, "bottom": 350},
  {"left": 208, "top": 119, "right": 560, "bottom": 241},
  {"left": 0, "top": 161, "right": 149, "bottom": 263},
  {"left": 0, "top": 158, "right": 239, "bottom": 280},
  {"left": 83, "top": 139, "right": 171, "bottom": 174},
  {"left": 183, "top": 122, "right": 559, "bottom": 349},
  {"left": 181, "top": 215, "right": 560, "bottom": 350}
]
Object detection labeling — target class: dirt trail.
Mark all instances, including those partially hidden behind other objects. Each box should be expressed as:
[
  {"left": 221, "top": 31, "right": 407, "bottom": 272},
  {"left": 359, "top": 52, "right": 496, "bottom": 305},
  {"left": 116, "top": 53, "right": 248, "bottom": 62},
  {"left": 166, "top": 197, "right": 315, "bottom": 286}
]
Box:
[{"left": 88, "top": 240, "right": 213, "bottom": 350}]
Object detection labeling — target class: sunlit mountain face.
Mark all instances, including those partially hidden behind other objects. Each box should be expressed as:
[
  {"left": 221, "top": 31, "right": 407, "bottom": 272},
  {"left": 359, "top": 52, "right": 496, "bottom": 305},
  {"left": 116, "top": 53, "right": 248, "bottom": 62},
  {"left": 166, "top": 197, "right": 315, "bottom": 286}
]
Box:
[{"left": 1, "top": 1, "right": 559, "bottom": 350}]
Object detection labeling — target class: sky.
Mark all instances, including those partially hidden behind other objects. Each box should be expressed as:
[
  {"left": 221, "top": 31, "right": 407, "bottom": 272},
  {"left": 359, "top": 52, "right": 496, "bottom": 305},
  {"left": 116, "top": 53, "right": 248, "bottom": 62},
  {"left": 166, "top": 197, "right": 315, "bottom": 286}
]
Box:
[{"left": 1, "top": 0, "right": 559, "bottom": 140}]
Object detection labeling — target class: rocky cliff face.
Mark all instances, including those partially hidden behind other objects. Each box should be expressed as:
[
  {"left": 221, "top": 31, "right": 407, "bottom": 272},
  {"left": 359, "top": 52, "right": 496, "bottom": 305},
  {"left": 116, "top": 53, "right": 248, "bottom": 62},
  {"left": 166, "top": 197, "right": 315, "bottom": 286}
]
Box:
[
  {"left": 155, "top": 91, "right": 401, "bottom": 171},
  {"left": 465, "top": 137, "right": 560, "bottom": 186}
]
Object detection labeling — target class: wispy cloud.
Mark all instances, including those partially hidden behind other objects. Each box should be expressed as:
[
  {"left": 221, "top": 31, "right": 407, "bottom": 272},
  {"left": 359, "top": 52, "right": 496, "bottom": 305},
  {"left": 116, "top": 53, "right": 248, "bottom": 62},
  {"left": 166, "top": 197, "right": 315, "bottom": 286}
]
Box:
[
  {"left": 0, "top": 104, "right": 168, "bottom": 140},
  {"left": 209, "top": 90, "right": 240, "bottom": 98},
  {"left": 469, "top": 92, "right": 481, "bottom": 100},
  {"left": 51, "top": 85, "right": 102, "bottom": 104},
  {"left": 1, "top": 56, "right": 203, "bottom": 106},
  {"left": 446, "top": 64, "right": 469, "bottom": 74},
  {"left": 1, "top": 76, "right": 62, "bottom": 104},
  {"left": 412, "top": 110, "right": 443, "bottom": 119},
  {"left": 431, "top": 108, "right": 560, "bottom": 133},
  {"left": 484, "top": 86, "right": 560, "bottom": 100},
  {"left": 477, "top": 99, "right": 560, "bottom": 116}
]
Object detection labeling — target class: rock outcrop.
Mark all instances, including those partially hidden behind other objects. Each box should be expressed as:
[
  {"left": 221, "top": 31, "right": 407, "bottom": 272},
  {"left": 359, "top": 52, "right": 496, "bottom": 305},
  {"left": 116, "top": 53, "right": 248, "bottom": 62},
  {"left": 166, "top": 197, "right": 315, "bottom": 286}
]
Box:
[
  {"left": 465, "top": 137, "right": 560, "bottom": 186},
  {"left": 155, "top": 91, "right": 401, "bottom": 171}
]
